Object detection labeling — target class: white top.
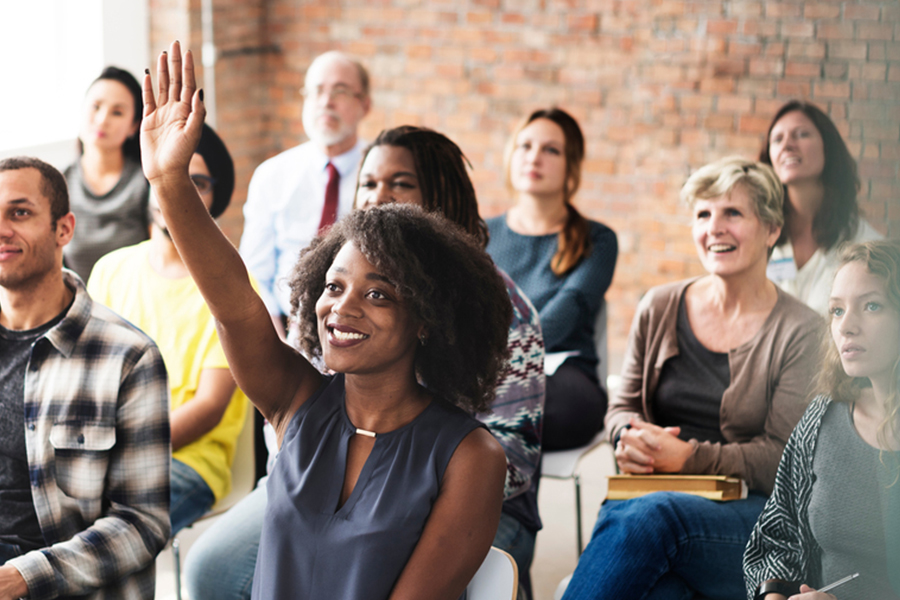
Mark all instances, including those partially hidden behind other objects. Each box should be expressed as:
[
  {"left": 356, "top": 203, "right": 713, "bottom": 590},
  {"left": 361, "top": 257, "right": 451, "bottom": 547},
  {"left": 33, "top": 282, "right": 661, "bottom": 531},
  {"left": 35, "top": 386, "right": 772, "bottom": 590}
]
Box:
[
  {"left": 767, "top": 220, "right": 883, "bottom": 316},
  {"left": 239, "top": 139, "right": 366, "bottom": 316}
]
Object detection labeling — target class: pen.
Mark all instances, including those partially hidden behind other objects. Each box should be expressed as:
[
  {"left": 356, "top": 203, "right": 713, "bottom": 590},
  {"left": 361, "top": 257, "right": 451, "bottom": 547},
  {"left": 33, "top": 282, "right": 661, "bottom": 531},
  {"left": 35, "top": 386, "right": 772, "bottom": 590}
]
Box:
[{"left": 817, "top": 572, "right": 859, "bottom": 594}]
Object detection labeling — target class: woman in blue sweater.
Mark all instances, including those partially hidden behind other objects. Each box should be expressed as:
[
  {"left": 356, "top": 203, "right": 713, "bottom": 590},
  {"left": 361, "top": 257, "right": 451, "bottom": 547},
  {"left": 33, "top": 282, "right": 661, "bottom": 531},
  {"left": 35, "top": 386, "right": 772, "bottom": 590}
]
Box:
[{"left": 487, "top": 108, "right": 618, "bottom": 450}]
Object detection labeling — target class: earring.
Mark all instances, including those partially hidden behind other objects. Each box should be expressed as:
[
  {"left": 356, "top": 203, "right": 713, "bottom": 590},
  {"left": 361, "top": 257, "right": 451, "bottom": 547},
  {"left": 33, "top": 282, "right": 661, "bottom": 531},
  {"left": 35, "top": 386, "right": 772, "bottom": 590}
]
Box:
[{"left": 419, "top": 333, "right": 427, "bottom": 346}]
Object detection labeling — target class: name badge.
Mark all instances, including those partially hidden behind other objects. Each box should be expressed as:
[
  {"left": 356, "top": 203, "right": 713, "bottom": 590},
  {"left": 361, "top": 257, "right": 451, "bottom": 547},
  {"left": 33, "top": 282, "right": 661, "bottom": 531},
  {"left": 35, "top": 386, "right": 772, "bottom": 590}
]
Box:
[{"left": 767, "top": 257, "right": 797, "bottom": 282}]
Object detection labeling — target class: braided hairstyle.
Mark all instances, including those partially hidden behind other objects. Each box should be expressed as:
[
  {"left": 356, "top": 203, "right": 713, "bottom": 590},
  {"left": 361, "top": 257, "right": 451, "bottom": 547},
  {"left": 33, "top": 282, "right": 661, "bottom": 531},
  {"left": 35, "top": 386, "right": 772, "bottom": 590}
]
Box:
[{"left": 357, "top": 126, "right": 489, "bottom": 248}]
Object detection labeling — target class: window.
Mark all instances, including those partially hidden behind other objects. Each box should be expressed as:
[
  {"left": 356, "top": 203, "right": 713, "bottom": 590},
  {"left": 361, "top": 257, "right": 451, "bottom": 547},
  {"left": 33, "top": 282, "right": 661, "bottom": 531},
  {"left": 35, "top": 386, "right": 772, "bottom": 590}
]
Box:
[{"left": 0, "top": 0, "right": 147, "bottom": 166}]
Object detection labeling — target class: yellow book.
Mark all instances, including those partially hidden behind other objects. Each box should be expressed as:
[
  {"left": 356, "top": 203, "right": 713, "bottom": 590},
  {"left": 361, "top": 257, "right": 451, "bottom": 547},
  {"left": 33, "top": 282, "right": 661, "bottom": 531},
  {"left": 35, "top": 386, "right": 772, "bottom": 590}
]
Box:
[{"left": 606, "top": 474, "right": 748, "bottom": 501}]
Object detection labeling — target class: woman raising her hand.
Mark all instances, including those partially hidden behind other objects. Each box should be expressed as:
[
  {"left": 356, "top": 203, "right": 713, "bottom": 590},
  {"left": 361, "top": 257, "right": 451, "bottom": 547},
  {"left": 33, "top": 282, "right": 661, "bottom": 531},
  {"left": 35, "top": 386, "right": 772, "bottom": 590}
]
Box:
[{"left": 141, "top": 42, "right": 508, "bottom": 600}]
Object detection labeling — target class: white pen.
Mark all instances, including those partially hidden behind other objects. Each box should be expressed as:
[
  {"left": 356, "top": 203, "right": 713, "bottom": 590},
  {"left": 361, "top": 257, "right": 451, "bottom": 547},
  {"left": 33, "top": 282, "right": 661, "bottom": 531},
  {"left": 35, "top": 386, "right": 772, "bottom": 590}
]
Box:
[{"left": 817, "top": 572, "right": 860, "bottom": 594}]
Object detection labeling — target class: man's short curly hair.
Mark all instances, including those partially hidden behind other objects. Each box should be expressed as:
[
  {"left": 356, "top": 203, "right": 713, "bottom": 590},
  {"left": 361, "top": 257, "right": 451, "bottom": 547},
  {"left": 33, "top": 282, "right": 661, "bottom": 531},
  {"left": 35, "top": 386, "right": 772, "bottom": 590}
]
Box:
[{"left": 288, "top": 204, "right": 512, "bottom": 413}]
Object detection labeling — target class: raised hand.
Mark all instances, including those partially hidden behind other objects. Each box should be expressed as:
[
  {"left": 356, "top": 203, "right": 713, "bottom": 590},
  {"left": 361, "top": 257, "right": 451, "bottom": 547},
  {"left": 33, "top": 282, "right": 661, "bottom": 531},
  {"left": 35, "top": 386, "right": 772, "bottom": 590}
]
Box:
[{"left": 140, "top": 40, "right": 205, "bottom": 186}]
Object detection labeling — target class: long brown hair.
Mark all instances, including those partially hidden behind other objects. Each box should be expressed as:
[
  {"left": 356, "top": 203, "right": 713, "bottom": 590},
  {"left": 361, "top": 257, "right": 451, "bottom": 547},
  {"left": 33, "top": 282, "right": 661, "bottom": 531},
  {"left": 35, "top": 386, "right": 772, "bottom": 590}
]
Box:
[
  {"left": 759, "top": 101, "right": 861, "bottom": 250},
  {"left": 505, "top": 107, "right": 591, "bottom": 276},
  {"left": 818, "top": 240, "right": 900, "bottom": 457}
]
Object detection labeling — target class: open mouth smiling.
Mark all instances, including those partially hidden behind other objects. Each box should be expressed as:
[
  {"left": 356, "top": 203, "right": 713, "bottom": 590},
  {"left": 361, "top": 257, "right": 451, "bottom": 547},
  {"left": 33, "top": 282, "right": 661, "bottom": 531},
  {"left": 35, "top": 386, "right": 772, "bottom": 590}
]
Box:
[
  {"left": 707, "top": 244, "right": 736, "bottom": 253},
  {"left": 327, "top": 324, "right": 369, "bottom": 342}
]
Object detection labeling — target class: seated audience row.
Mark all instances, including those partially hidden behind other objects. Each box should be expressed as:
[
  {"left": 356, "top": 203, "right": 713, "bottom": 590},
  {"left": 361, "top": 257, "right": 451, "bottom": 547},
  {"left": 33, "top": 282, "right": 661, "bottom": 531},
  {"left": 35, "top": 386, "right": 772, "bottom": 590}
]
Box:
[{"left": 3, "top": 40, "right": 893, "bottom": 600}]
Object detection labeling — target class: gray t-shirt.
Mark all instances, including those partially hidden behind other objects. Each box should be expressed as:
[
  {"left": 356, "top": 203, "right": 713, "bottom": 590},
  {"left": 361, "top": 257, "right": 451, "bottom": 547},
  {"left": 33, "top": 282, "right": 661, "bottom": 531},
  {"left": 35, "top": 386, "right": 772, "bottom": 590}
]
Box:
[
  {"left": 63, "top": 157, "right": 150, "bottom": 282},
  {"left": 809, "top": 402, "right": 900, "bottom": 599},
  {"left": 0, "top": 309, "right": 68, "bottom": 551}
]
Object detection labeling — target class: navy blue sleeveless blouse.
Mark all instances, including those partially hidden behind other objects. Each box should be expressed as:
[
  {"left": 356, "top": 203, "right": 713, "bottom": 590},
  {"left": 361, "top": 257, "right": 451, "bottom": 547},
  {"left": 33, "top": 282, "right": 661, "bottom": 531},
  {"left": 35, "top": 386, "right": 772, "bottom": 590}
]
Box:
[{"left": 251, "top": 374, "right": 484, "bottom": 599}]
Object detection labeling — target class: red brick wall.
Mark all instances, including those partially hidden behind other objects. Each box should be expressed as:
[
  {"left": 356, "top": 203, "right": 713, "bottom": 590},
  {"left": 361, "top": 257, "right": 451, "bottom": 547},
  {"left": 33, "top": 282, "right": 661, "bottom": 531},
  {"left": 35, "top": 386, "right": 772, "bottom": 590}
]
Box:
[{"left": 150, "top": 0, "right": 900, "bottom": 368}]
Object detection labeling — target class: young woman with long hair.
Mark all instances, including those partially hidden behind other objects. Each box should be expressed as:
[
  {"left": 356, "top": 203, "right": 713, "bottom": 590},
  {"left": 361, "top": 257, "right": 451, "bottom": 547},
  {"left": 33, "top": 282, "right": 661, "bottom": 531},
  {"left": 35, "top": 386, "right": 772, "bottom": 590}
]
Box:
[
  {"left": 64, "top": 66, "right": 149, "bottom": 281},
  {"left": 760, "top": 101, "right": 882, "bottom": 316},
  {"left": 745, "top": 240, "right": 900, "bottom": 600},
  {"left": 487, "top": 108, "right": 618, "bottom": 450}
]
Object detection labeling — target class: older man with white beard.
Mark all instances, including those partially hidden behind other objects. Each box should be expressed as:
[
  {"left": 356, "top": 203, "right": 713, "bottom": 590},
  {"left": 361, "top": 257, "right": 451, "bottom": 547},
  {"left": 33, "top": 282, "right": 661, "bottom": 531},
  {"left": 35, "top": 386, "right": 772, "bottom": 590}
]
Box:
[{"left": 239, "top": 51, "right": 370, "bottom": 335}]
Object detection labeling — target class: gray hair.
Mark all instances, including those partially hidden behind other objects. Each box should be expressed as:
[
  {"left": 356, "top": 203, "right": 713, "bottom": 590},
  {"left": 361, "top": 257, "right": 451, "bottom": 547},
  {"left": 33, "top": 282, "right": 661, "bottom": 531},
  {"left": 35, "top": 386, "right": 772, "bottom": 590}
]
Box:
[
  {"left": 680, "top": 156, "right": 784, "bottom": 230},
  {"left": 305, "top": 51, "right": 370, "bottom": 99}
]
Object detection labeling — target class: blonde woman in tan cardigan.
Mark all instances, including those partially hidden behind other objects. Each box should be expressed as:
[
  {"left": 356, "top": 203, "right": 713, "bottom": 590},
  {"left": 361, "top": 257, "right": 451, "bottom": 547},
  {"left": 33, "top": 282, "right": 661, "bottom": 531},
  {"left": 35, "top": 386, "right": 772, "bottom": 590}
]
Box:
[{"left": 562, "top": 157, "right": 822, "bottom": 600}]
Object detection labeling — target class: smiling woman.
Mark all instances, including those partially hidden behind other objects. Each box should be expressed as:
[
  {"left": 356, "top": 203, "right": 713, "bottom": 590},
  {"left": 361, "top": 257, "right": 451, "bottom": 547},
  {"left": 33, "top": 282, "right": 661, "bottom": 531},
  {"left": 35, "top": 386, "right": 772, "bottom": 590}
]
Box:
[
  {"left": 141, "top": 41, "right": 510, "bottom": 600},
  {"left": 562, "top": 157, "right": 823, "bottom": 600},
  {"left": 760, "top": 101, "right": 882, "bottom": 316}
]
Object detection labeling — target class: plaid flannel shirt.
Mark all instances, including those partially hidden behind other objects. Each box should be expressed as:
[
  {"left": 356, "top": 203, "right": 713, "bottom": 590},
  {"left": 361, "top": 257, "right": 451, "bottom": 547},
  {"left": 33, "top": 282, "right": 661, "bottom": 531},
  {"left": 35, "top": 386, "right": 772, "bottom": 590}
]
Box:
[{"left": 6, "top": 272, "right": 171, "bottom": 600}]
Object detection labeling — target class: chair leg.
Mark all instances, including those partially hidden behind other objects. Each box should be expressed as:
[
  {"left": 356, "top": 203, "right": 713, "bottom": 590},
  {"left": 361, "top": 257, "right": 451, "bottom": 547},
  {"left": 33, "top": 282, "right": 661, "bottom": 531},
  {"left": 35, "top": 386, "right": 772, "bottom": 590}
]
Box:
[
  {"left": 172, "top": 538, "right": 182, "bottom": 600},
  {"left": 574, "top": 474, "right": 583, "bottom": 555}
]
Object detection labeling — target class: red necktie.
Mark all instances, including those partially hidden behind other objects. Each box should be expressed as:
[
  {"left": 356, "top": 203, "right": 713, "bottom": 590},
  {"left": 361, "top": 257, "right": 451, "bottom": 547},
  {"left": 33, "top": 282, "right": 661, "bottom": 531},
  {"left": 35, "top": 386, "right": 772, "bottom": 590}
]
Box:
[{"left": 317, "top": 162, "right": 340, "bottom": 235}]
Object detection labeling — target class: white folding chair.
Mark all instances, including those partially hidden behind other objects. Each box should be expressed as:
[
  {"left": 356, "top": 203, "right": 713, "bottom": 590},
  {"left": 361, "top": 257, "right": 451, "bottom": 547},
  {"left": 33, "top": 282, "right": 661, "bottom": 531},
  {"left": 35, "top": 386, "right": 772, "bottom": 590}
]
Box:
[
  {"left": 541, "top": 431, "right": 609, "bottom": 555},
  {"left": 467, "top": 547, "right": 518, "bottom": 600},
  {"left": 172, "top": 402, "right": 257, "bottom": 599},
  {"left": 541, "top": 301, "right": 614, "bottom": 555}
]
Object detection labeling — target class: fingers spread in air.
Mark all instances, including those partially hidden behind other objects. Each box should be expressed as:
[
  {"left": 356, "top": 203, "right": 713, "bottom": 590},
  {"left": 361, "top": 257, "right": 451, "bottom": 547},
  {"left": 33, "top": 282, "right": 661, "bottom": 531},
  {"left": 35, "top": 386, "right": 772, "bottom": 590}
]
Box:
[
  {"left": 156, "top": 51, "right": 169, "bottom": 108},
  {"left": 142, "top": 68, "right": 155, "bottom": 116},
  {"left": 180, "top": 49, "right": 197, "bottom": 104},
  {"left": 168, "top": 41, "right": 183, "bottom": 104}
]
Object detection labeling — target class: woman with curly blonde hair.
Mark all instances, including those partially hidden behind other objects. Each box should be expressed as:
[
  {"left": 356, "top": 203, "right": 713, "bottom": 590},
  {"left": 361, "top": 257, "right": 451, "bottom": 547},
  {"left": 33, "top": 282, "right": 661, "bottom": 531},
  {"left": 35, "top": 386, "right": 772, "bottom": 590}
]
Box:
[{"left": 745, "top": 240, "right": 900, "bottom": 600}]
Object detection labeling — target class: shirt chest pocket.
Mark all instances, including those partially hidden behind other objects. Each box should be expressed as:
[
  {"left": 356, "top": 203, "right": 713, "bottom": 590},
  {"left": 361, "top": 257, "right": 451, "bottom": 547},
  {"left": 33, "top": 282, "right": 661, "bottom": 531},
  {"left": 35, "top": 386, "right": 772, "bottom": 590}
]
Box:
[{"left": 50, "top": 422, "right": 116, "bottom": 500}]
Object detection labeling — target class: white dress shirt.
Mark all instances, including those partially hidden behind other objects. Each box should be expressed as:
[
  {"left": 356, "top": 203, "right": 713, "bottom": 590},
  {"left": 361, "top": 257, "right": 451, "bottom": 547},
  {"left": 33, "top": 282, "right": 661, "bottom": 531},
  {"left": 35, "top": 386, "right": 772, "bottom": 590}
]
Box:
[
  {"left": 767, "top": 219, "right": 882, "bottom": 316},
  {"left": 239, "top": 139, "right": 366, "bottom": 316}
]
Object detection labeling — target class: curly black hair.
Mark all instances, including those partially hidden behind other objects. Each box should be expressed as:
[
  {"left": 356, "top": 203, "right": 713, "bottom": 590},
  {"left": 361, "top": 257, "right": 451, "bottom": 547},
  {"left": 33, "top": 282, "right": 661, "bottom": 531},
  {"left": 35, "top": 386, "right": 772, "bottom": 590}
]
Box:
[{"left": 288, "top": 204, "right": 512, "bottom": 413}]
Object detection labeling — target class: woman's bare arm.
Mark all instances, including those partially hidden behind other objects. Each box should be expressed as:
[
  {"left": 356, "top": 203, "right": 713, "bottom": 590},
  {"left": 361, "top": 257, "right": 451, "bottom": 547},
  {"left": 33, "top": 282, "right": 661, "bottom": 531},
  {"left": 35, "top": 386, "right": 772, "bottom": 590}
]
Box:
[
  {"left": 140, "top": 41, "right": 321, "bottom": 428},
  {"left": 388, "top": 428, "right": 507, "bottom": 600}
]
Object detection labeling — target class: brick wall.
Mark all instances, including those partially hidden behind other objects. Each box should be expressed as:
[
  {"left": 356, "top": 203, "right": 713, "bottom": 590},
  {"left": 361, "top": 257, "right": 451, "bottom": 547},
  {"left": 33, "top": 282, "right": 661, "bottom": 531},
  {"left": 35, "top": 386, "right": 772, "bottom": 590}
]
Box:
[{"left": 150, "top": 0, "right": 900, "bottom": 369}]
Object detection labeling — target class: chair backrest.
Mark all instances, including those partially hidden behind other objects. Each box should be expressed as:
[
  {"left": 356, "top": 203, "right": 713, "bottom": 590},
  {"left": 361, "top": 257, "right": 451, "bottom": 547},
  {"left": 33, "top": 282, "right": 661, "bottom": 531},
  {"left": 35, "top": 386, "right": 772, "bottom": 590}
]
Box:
[
  {"left": 466, "top": 546, "right": 518, "bottom": 600},
  {"left": 211, "top": 402, "right": 257, "bottom": 514},
  {"left": 594, "top": 299, "right": 609, "bottom": 389}
]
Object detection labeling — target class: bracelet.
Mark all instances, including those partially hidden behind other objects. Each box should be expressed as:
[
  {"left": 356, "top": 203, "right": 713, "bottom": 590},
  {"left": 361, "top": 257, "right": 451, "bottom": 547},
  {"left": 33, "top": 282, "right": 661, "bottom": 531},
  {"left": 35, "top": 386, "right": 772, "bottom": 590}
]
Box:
[
  {"left": 613, "top": 423, "right": 632, "bottom": 447},
  {"left": 754, "top": 579, "right": 801, "bottom": 600}
]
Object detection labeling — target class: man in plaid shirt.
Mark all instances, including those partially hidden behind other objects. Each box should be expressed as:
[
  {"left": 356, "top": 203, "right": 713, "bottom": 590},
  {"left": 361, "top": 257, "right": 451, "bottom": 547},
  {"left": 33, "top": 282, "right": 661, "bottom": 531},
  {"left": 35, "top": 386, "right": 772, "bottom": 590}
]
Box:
[{"left": 0, "top": 157, "right": 170, "bottom": 600}]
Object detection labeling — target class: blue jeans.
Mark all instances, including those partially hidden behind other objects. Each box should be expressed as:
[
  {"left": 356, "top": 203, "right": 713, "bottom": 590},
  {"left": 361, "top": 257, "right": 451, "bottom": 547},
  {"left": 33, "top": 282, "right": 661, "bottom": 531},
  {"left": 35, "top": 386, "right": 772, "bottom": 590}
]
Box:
[
  {"left": 184, "top": 479, "right": 267, "bottom": 600},
  {"left": 562, "top": 492, "right": 768, "bottom": 600},
  {"left": 171, "top": 458, "right": 216, "bottom": 536},
  {"left": 494, "top": 511, "right": 537, "bottom": 600}
]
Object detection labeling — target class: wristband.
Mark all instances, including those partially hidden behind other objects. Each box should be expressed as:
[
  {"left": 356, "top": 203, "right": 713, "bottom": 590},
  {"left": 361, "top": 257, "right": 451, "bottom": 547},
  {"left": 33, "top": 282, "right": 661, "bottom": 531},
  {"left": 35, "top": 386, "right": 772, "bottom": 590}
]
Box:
[
  {"left": 613, "top": 423, "right": 632, "bottom": 447},
  {"left": 754, "top": 579, "right": 801, "bottom": 600}
]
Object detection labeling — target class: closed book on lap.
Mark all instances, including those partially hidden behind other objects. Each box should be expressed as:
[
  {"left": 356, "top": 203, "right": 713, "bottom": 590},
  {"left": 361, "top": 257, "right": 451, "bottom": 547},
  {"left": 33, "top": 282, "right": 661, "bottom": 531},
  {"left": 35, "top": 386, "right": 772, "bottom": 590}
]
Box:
[{"left": 606, "top": 475, "right": 748, "bottom": 501}]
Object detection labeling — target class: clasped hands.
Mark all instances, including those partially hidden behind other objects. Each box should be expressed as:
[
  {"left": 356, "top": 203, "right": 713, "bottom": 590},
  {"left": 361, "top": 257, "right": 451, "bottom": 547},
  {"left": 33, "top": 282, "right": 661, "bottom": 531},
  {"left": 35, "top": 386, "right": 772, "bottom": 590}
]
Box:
[{"left": 614, "top": 417, "right": 694, "bottom": 474}]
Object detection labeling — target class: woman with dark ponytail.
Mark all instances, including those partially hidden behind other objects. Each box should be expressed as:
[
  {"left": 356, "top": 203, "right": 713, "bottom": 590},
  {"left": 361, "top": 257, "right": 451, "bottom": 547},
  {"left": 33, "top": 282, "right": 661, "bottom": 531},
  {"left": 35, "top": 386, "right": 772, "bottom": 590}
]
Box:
[
  {"left": 487, "top": 108, "right": 618, "bottom": 450},
  {"left": 64, "top": 66, "right": 149, "bottom": 281}
]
